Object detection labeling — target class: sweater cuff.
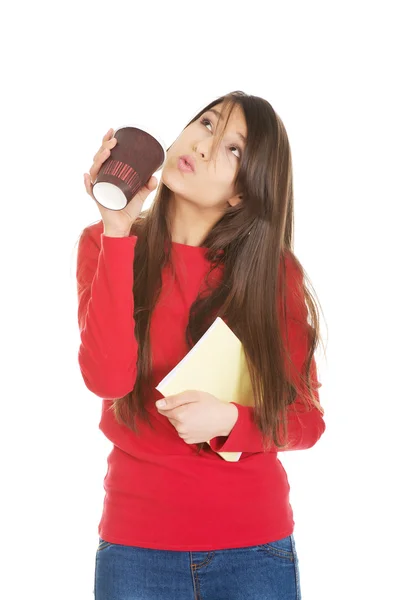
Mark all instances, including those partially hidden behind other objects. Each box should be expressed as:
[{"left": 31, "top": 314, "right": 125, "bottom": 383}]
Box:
[
  {"left": 208, "top": 402, "right": 266, "bottom": 454},
  {"left": 101, "top": 232, "right": 137, "bottom": 248}
]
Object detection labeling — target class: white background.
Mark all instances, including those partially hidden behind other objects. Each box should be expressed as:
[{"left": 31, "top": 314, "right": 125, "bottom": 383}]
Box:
[{"left": 2, "top": 1, "right": 399, "bottom": 598}]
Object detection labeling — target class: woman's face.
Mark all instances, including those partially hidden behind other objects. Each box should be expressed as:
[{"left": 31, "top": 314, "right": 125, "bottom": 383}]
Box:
[{"left": 161, "top": 102, "right": 247, "bottom": 211}]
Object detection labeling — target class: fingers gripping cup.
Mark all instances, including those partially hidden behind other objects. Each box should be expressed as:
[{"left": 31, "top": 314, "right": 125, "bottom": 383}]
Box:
[{"left": 92, "top": 125, "right": 166, "bottom": 210}]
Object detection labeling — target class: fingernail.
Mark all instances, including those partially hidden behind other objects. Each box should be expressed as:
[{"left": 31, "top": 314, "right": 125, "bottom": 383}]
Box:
[{"left": 156, "top": 400, "right": 166, "bottom": 408}]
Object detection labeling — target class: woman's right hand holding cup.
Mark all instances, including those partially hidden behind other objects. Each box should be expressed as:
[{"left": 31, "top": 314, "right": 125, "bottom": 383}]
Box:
[{"left": 84, "top": 128, "right": 158, "bottom": 236}]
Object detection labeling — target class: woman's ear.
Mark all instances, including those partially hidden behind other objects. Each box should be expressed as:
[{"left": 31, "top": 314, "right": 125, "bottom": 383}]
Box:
[{"left": 228, "top": 193, "right": 243, "bottom": 207}]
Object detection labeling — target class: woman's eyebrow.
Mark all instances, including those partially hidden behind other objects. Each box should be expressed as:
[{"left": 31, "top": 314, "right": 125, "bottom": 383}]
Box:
[{"left": 208, "top": 108, "right": 247, "bottom": 143}]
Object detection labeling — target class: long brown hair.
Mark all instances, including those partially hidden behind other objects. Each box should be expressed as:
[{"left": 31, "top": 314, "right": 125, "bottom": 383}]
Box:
[{"left": 82, "top": 90, "right": 326, "bottom": 454}]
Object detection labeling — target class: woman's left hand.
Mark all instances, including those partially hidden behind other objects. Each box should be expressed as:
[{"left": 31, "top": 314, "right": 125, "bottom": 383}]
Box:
[{"left": 155, "top": 390, "right": 238, "bottom": 445}]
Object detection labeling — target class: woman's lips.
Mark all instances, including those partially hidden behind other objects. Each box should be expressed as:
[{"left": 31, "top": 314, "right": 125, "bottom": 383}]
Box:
[{"left": 178, "top": 157, "right": 195, "bottom": 173}]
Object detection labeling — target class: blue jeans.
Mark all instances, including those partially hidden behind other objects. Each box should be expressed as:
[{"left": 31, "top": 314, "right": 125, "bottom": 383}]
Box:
[{"left": 94, "top": 534, "right": 301, "bottom": 599}]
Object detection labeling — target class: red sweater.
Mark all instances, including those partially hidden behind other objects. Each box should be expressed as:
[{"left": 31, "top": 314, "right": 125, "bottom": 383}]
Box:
[{"left": 76, "top": 220, "right": 326, "bottom": 551}]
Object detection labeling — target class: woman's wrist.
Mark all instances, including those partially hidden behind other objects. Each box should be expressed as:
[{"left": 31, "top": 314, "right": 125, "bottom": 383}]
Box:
[{"left": 221, "top": 403, "right": 239, "bottom": 436}]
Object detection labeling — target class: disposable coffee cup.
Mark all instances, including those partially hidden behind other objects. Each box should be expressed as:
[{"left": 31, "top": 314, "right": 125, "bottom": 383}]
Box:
[{"left": 92, "top": 124, "right": 167, "bottom": 210}]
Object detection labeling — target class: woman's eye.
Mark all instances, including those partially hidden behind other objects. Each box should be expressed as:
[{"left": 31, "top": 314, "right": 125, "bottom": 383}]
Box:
[
  {"left": 200, "top": 117, "right": 212, "bottom": 130},
  {"left": 200, "top": 117, "right": 241, "bottom": 159},
  {"left": 229, "top": 145, "right": 241, "bottom": 159}
]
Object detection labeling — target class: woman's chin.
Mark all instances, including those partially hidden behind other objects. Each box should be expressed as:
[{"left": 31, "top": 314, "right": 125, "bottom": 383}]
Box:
[{"left": 160, "top": 168, "right": 187, "bottom": 195}]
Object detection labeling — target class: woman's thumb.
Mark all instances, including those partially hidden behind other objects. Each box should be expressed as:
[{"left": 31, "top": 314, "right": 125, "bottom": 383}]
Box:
[
  {"left": 132, "top": 175, "right": 158, "bottom": 206},
  {"left": 145, "top": 175, "right": 158, "bottom": 192}
]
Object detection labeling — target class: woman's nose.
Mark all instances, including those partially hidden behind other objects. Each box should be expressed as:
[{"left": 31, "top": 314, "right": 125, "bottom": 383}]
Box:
[{"left": 194, "top": 140, "right": 212, "bottom": 159}]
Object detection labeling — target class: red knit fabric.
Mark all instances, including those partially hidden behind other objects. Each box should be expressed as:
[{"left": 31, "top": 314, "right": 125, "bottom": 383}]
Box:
[{"left": 76, "top": 220, "right": 325, "bottom": 551}]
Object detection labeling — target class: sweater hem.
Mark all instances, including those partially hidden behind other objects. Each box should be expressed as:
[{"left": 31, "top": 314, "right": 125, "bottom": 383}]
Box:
[{"left": 98, "top": 526, "right": 295, "bottom": 552}]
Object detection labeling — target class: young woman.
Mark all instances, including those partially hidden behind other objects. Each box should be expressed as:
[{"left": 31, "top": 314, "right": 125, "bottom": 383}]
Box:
[{"left": 77, "top": 90, "right": 326, "bottom": 600}]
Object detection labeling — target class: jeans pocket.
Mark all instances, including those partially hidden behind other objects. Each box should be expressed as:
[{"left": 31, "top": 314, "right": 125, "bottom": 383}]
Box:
[
  {"left": 257, "top": 534, "right": 295, "bottom": 561},
  {"left": 97, "top": 537, "right": 113, "bottom": 552}
]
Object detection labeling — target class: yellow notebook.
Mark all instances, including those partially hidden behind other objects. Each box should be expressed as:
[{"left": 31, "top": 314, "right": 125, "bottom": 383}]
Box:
[{"left": 155, "top": 317, "right": 254, "bottom": 462}]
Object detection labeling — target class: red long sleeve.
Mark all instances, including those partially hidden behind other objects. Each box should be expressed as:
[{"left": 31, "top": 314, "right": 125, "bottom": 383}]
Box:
[
  {"left": 76, "top": 225, "right": 139, "bottom": 399},
  {"left": 75, "top": 222, "right": 326, "bottom": 551},
  {"left": 208, "top": 353, "right": 325, "bottom": 454},
  {"left": 208, "top": 256, "right": 325, "bottom": 455}
]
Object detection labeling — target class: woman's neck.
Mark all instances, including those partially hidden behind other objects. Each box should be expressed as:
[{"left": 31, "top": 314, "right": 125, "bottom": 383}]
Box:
[{"left": 168, "top": 195, "right": 223, "bottom": 247}]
